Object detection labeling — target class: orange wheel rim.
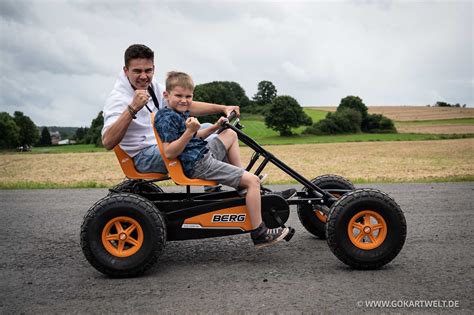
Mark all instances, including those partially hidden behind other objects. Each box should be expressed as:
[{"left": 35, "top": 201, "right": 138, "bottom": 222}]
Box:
[
  {"left": 102, "top": 216, "right": 144, "bottom": 257},
  {"left": 314, "top": 193, "right": 341, "bottom": 223},
  {"left": 348, "top": 210, "right": 387, "bottom": 250},
  {"left": 315, "top": 211, "right": 327, "bottom": 222}
]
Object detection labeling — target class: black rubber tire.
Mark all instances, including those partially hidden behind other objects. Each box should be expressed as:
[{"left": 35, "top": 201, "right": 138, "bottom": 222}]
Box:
[
  {"left": 326, "top": 188, "right": 407, "bottom": 270},
  {"left": 297, "top": 174, "right": 355, "bottom": 239},
  {"left": 80, "top": 193, "right": 166, "bottom": 277},
  {"left": 108, "top": 179, "right": 164, "bottom": 195}
]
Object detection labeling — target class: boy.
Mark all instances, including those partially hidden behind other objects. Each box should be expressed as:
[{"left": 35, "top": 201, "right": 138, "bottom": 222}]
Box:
[{"left": 155, "top": 71, "right": 290, "bottom": 248}]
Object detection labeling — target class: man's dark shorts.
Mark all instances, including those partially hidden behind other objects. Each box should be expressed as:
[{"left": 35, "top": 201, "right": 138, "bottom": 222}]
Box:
[{"left": 133, "top": 144, "right": 167, "bottom": 174}]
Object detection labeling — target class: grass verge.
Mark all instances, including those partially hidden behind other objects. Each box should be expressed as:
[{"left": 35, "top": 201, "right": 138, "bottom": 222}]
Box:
[
  {"left": 0, "top": 181, "right": 110, "bottom": 189},
  {"left": 2, "top": 175, "right": 473, "bottom": 189}
]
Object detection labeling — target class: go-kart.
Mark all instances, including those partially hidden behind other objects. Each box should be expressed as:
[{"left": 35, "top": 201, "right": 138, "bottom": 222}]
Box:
[{"left": 80, "top": 111, "right": 407, "bottom": 277}]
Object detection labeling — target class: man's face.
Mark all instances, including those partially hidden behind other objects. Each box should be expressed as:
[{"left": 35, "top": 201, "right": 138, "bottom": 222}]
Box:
[
  {"left": 164, "top": 86, "right": 193, "bottom": 113},
  {"left": 124, "top": 58, "right": 154, "bottom": 90}
]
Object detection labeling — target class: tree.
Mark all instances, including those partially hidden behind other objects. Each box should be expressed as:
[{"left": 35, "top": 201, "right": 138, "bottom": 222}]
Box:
[
  {"left": 338, "top": 95, "right": 368, "bottom": 120},
  {"left": 304, "top": 95, "right": 396, "bottom": 135},
  {"left": 0, "top": 112, "right": 20, "bottom": 149},
  {"left": 264, "top": 95, "right": 312, "bottom": 136},
  {"left": 435, "top": 101, "right": 450, "bottom": 107},
  {"left": 74, "top": 127, "right": 89, "bottom": 143},
  {"left": 363, "top": 114, "right": 396, "bottom": 133},
  {"left": 253, "top": 81, "right": 277, "bottom": 105},
  {"left": 194, "top": 81, "right": 251, "bottom": 120},
  {"left": 304, "top": 108, "right": 362, "bottom": 135},
  {"left": 84, "top": 111, "right": 104, "bottom": 146},
  {"left": 194, "top": 81, "right": 250, "bottom": 107},
  {"left": 253, "top": 80, "right": 277, "bottom": 105},
  {"left": 39, "top": 127, "right": 52, "bottom": 146},
  {"left": 13, "top": 111, "right": 39, "bottom": 147},
  {"left": 250, "top": 80, "right": 278, "bottom": 115}
]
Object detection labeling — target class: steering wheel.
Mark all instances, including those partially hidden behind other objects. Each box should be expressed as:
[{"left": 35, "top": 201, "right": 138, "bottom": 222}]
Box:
[{"left": 216, "top": 110, "right": 238, "bottom": 134}]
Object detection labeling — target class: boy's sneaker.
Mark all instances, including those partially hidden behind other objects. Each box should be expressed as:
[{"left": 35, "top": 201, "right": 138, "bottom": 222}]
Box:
[
  {"left": 251, "top": 224, "right": 290, "bottom": 248},
  {"left": 258, "top": 173, "right": 268, "bottom": 185}
]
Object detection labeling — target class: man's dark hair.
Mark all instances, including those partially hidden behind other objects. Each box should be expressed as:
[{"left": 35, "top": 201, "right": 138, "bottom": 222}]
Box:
[{"left": 124, "top": 44, "right": 154, "bottom": 67}]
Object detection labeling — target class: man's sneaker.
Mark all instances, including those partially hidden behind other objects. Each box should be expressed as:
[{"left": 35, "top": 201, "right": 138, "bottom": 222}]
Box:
[
  {"left": 204, "top": 184, "right": 222, "bottom": 193},
  {"left": 264, "top": 188, "right": 297, "bottom": 199},
  {"left": 252, "top": 226, "right": 290, "bottom": 248}
]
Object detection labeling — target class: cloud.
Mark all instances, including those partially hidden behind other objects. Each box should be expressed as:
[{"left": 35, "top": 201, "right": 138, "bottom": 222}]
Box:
[
  {"left": 0, "top": 75, "right": 52, "bottom": 109},
  {"left": 1, "top": 21, "right": 109, "bottom": 76},
  {"left": 0, "top": 0, "right": 472, "bottom": 126},
  {"left": 0, "top": 0, "right": 35, "bottom": 24}
]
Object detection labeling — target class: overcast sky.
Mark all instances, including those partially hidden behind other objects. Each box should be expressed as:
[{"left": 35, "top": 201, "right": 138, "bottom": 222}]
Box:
[{"left": 0, "top": 0, "right": 472, "bottom": 127}]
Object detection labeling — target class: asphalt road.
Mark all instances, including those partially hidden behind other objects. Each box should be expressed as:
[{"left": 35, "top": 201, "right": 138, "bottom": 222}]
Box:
[{"left": 1, "top": 183, "right": 473, "bottom": 313}]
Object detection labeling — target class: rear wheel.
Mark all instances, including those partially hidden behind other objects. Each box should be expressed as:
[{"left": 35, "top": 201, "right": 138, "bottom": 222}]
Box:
[
  {"left": 80, "top": 193, "right": 166, "bottom": 277},
  {"left": 326, "top": 188, "right": 407, "bottom": 269},
  {"left": 109, "top": 179, "right": 164, "bottom": 195},
  {"left": 297, "top": 174, "right": 355, "bottom": 239}
]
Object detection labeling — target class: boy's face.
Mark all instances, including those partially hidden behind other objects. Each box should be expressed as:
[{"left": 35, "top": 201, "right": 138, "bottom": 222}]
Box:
[{"left": 164, "top": 86, "right": 193, "bottom": 113}]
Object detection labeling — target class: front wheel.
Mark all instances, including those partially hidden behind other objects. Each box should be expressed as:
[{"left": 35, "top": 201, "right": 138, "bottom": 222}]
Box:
[
  {"left": 297, "top": 174, "right": 355, "bottom": 239},
  {"left": 80, "top": 193, "right": 166, "bottom": 277},
  {"left": 326, "top": 188, "right": 407, "bottom": 269}
]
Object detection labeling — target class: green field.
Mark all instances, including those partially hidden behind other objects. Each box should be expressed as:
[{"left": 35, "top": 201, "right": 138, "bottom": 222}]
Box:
[
  {"left": 238, "top": 109, "right": 473, "bottom": 145},
  {"left": 30, "top": 144, "right": 107, "bottom": 154},
  {"left": 239, "top": 108, "right": 328, "bottom": 138},
  {"left": 8, "top": 109, "right": 471, "bottom": 154}
]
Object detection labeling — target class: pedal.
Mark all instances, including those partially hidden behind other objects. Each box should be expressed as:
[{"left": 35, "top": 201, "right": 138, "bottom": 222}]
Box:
[{"left": 284, "top": 227, "right": 295, "bottom": 242}]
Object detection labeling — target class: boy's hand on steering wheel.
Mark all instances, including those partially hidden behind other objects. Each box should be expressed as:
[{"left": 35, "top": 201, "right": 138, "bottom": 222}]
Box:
[
  {"left": 186, "top": 117, "right": 201, "bottom": 133},
  {"left": 215, "top": 116, "right": 229, "bottom": 127}
]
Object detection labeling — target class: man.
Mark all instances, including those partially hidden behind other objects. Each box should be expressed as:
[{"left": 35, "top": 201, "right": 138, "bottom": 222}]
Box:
[
  {"left": 102, "top": 44, "right": 239, "bottom": 174},
  {"left": 102, "top": 44, "right": 296, "bottom": 199}
]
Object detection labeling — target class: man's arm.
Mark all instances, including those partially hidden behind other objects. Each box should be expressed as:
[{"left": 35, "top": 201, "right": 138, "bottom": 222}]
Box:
[
  {"left": 102, "top": 90, "right": 150, "bottom": 150},
  {"left": 189, "top": 101, "right": 240, "bottom": 118},
  {"left": 162, "top": 117, "right": 201, "bottom": 159},
  {"left": 102, "top": 110, "right": 134, "bottom": 150}
]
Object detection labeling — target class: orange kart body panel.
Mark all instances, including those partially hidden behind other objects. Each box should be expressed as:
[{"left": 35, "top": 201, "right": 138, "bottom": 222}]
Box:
[{"left": 183, "top": 205, "right": 253, "bottom": 231}]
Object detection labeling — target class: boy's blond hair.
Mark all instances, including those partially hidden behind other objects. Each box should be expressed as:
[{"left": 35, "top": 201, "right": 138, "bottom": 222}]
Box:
[{"left": 166, "top": 71, "right": 194, "bottom": 92}]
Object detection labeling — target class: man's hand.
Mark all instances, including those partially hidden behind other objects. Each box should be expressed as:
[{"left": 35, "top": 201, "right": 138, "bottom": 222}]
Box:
[
  {"left": 130, "top": 90, "right": 150, "bottom": 112},
  {"left": 224, "top": 106, "right": 240, "bottom": 118},
  {"left": 186, "top": 117, "right": 201, "bottom": 133}
]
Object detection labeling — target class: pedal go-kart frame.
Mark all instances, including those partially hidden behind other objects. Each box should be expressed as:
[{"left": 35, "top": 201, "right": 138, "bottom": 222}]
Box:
[{"left": 81, "top": 112, "right": 407, "bottom": 277}]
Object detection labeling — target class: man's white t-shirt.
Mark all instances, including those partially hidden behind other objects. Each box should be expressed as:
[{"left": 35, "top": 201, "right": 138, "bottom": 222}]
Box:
[{"left": 101, "top": 70, "right": 167, "bottom": 157}]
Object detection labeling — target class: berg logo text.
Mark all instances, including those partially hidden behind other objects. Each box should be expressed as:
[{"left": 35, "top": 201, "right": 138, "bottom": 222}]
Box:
[{"left": 212, "top": 214, "right": 246, "bottom": 223}]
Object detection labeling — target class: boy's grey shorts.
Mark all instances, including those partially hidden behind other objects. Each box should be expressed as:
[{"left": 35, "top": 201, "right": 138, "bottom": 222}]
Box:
[{"left": 189, "top": 138, "right": 244, "bottom": 189}]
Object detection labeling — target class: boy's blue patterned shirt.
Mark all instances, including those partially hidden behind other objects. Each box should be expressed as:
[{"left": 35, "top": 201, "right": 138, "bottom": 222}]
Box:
[{"left": 155, "top": 107, "right": 208, "bottom": 176}]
